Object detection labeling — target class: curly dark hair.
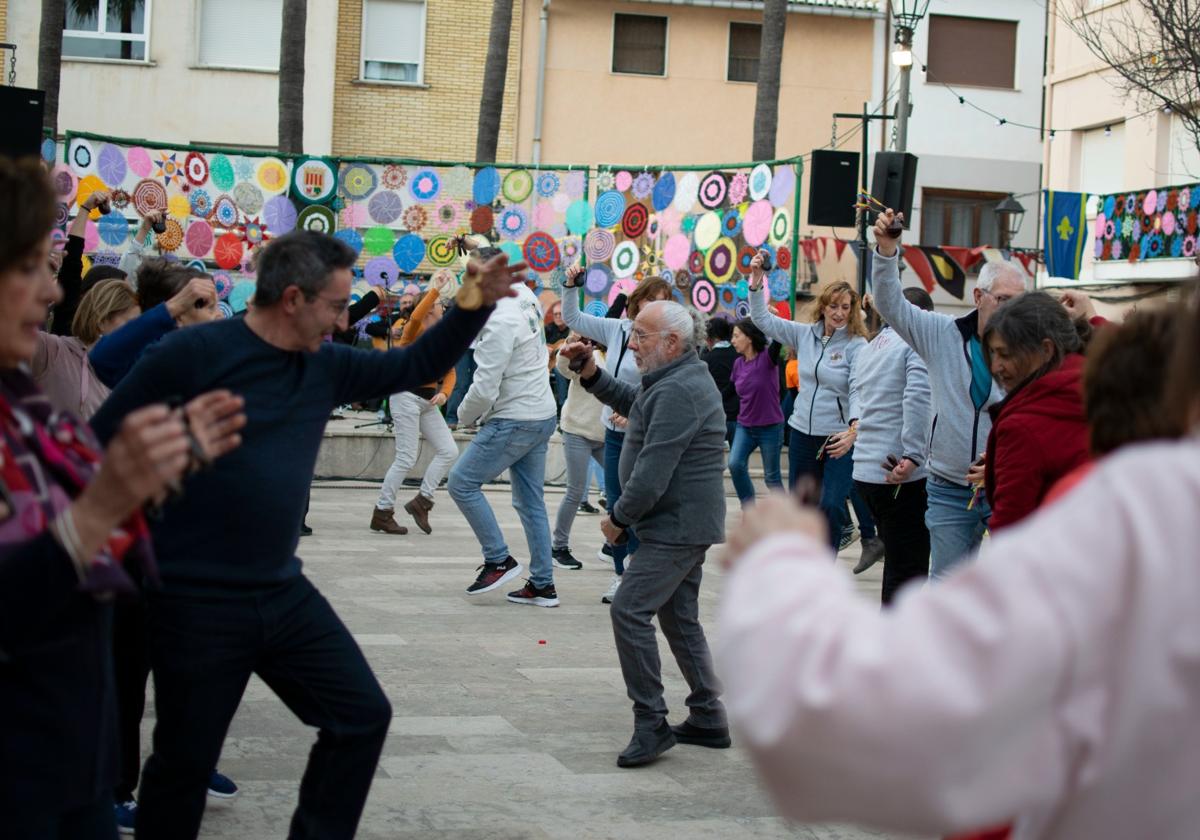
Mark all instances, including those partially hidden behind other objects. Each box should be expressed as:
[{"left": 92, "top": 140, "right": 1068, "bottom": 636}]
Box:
[{"left": 0, "top": 157, "right": 56, "bottom": 274}]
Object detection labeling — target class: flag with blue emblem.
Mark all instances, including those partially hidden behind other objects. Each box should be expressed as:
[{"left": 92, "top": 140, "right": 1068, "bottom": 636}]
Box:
[{"left": 1043, "top": 190, "right": 1089, "bottom": 280}]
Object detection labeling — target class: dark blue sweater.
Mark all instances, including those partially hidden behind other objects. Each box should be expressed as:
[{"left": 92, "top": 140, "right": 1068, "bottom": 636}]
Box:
[
  {"left": 90, "top": 305, "right": 490, "bottom": 590},
  {"left": 88, "top": 302, "right": 176, "bottom": 388}
]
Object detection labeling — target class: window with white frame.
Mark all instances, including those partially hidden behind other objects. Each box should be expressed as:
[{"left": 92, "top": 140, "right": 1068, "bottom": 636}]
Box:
[
  {"left": 197, "top": 0, "right": 282, "bottom": 71},
  {"left": 361, "top": 0, "right": 426, "bottom": 84},
  {"left": 1168, "top": 113, "right": 1200, "bottom": 183},
  {"left": 612, "top": 13, "right": 668, "bottom": 77},
  {"left": 63, "top": 0, "right": 150, "bottom": 62},
  {"left": 727, "top": 22, "right": 761, "bottom": 83}
]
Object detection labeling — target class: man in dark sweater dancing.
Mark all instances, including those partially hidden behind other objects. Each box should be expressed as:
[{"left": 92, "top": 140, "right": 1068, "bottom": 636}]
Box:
[
  {"left": 90, "top": 231, "right": 526, "bottom": 840},
  {"left": 561, "top": 300, "right": 730, "bottom": 768}
]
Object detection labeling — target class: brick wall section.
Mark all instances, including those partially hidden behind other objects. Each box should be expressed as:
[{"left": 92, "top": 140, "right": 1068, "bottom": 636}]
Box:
[
  {"left": 332, "top": 0, "right": 523, "bottom": 162},
  {"left": 0, "top": 0, "right": 8, "bottom": 48}
]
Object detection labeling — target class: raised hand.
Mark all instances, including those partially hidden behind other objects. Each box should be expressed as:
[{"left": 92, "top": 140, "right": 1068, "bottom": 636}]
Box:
[
  {"left": 564, "top": 262, "right": 584, "bottom": 287},
  {"left": 558, "top": 340, "right": 597, "bottom": 379},
  {"left": 873, "top": 209, "right": 903, "bottom": 257},
  {"left": 1058, "top": 290, "right": 1096, "bottom": 322},
  {"left": 461, "top": 252, "right": 526, "bottom": 309},
  {"left": 167, "top": 276, "right": 220, "bottom": 325},
  {"left": 749, "top": 249, "right": 769, "bottom": 289}
]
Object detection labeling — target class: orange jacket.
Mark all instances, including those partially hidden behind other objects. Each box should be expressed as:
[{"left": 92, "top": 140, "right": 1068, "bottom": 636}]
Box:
[{"left": 399, "top": 289, "right": 456, "bottom": 399}]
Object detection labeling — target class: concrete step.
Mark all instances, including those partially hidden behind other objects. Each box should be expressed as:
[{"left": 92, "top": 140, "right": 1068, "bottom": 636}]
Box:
[{"left": 317, "top": 411, "right": 770, "bottom": 496}]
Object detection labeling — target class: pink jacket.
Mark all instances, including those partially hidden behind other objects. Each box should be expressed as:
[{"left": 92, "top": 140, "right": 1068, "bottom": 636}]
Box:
[{"left": 718, "top": 437, "right": 1200, "bottom": 839}]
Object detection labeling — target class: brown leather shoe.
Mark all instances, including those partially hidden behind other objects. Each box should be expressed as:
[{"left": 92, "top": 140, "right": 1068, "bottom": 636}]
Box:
[
  {"left": 403, "top": 493, "right": 434, "bottom": 534},
  {"left": 370, "top": 507, "right": 408, "bottom": 535}
]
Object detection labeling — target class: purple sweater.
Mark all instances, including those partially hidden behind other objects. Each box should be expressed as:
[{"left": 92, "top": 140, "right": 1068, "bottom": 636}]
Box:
[{"left": 732, "top": 351, "right": 784, "bottom": 427}]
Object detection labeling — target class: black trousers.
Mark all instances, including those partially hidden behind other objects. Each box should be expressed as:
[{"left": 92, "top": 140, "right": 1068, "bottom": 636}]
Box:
[
  {"left": 8, "top": 797, "right": 117, "bottom": 840},
  {"left": 136, "top": 575, "right": 392, "bottom": 840},
  {"left": 112, "top": 598, "right": 151, "bottom": 802},
  {"left": 855, "top": 479, "right": 930, "bottom": 605}
]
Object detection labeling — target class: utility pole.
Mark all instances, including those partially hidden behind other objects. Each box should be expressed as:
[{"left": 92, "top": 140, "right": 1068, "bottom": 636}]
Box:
[{"left": 833, "top": 103, "right": 895, "bottom": 297}]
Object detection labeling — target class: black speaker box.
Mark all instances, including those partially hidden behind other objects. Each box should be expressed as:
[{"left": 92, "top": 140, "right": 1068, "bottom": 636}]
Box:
[
  {"left": 0, "top": 87, "right": 46, "bottom": 160},
  {"left": 807, "top": 149, "right": 859, "bottom": 228},
  {"left": 869, "top": 152, "right": 918, "bottom": 227}
]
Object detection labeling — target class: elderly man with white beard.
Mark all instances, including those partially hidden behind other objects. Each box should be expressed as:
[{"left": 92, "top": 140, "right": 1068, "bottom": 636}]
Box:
[{"left": 559, "top": 300, "right": 729, "bottom": 768}]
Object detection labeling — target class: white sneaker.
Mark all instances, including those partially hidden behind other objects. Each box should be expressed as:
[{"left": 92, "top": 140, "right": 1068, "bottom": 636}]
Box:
[{"left": 601, "top": 574, "right": 622, "bottom": 604}]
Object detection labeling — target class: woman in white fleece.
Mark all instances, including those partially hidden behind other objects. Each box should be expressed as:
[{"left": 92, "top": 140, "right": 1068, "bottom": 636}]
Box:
[{"left": 717, "top": 288, "right": 1200, "bottom": 839}]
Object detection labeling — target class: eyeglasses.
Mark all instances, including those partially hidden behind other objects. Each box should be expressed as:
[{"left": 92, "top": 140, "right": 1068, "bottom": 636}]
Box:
[
  {"left": 632, "top": 328, "right": 668, "bottom": 342},
  {"left": 985, "top": 291, "right": 1016, "bottom": 305},
  {"left": 312, "top": 295, "right": 350, "bottom": 314}
]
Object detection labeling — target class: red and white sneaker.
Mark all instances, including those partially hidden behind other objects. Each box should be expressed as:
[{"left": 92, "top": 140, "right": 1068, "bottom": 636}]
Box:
[
  {"left": 466, "top": 556, "right": 523, "bottom": 595},
  {"left": 506, "top": 580, "right": 560, "bottom": 607}
]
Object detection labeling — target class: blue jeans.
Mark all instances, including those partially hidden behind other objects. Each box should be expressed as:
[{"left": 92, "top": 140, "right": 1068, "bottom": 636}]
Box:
[
  {"left": 925, "top": 474, "right": 991, "bottom": 581},
  {"left": 447, "top": 416, "right": 557, "bottom": 588},
  {"left": 848, "top": 485, "right": 877, "bottom": 541},
  {"left": 444, "top": 349, "right": 476, "bottom": 425},
  {"left": 788, "top": 430, "right": 858, "bottom": 552},
  {"left": 728, "top": 423, "right": 784, "bottom": 504},
  {"left": 604, "top": 427, "right": 639, "bottom": 575}
]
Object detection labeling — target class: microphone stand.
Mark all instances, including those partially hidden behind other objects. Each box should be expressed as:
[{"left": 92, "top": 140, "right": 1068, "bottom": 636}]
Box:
[{"left": 354, "top": 284, "right": 404, "bottom": 432}]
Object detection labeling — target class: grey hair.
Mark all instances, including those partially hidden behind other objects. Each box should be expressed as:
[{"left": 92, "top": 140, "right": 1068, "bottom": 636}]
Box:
[
  {"left": 654, "top": 300, "right": 706, "bottom": 351},
  {"left": 254, "top": 231, "right": 358, "bottom": 307},
  {"left": 977, "top": 260, "right": 1029, "bottom": 293},
  {"left": 983, "top": 291, "right": 1085, "bottom": 387}
]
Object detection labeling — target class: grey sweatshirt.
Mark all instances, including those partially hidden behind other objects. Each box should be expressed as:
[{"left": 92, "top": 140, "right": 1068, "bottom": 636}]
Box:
[
  {"left": 850, "top": 327, "right": 932, "bottom": 485},
  {"left": 871, "top": 250, "right": 1005, "bottom": 485},
  {"left": 584, "top": 352, "right": 726, "bottom": 547},
  {"left": 749, "top": 290, "right": 866, "bottom": 437},
  {"left": 561, "top": 291, "right": 640, "bottom": 432}
]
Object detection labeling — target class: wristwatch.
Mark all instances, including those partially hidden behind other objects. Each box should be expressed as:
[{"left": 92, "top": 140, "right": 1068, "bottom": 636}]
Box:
[{"left": 562, "top": 272, "right": 583, "bottom": 289}]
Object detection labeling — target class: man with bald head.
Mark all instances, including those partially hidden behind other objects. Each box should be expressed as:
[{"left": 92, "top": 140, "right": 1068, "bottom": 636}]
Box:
[
  {"left": 561, "top": 299, "right": 729, "bottom": 768},
  {"left": 871, "top": 209, "right": 1028, "bottom": 579}
]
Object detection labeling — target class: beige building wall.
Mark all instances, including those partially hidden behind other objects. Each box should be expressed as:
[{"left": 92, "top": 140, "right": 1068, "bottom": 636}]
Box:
[
  {"left": 514, "top": 0, "right": 877, "bottom": 235},
  {"left": 1042, "top": 0, "right": 1197, "bottom": 284},
  {"left": 331, "top": 0, "right": 523, "bottom": 161},
  {"left": 5, "top": 0, "right": 338, "bottom": 153}
]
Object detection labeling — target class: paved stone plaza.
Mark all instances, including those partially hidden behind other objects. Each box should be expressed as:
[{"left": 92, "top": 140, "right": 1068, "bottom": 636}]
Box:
[{"left": 182, "top": 481, "right": 921, "bottom": 840}]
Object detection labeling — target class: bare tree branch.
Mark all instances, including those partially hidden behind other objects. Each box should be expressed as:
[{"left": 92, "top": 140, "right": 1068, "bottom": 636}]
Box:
[{"left": 1061, "top": 0, "right": 1200, "bottom": 170}]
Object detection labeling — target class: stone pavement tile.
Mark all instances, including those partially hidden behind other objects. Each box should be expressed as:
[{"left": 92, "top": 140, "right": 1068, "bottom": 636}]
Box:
[{"left": 190, "top": 486, "right": 904, "bottom": 839}]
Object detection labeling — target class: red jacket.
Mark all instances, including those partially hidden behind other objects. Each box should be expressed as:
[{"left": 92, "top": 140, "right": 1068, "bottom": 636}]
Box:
[{"left": 984, "top": 353, "right": 1090, "bottom": 532}]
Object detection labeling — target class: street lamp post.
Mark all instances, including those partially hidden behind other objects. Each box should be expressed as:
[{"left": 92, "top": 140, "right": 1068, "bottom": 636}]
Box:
[
  {"left": 995, "top": 194, "right": 1026, "bottom": 250},
  {"left": 890, "top": 1, "right": 930, "bottom": 153}
]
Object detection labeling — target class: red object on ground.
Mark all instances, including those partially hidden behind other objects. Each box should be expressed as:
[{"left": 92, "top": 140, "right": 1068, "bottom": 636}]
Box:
[{"left": 538, "top": 640, "right": 547, "bottom": 645}]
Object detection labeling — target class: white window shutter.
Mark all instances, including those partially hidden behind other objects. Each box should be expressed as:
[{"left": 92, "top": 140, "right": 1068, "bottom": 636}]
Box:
[{"left": 199, "top": 0, "right": 283, "bottom": 70}]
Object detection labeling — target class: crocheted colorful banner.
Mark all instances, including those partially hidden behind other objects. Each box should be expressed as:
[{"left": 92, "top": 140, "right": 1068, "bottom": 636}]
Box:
[
  {"left": 333, "top": 160, "right": 585, "bottom": 293},
  {"left": 58, "top": 135, "right": 303, "bottom": 273},
  {"left": 1092, "top": 182, "right": 1200, "bottom": 263},
  {"left": 584, "top": 161, "right": 800, "bottom": 320}
]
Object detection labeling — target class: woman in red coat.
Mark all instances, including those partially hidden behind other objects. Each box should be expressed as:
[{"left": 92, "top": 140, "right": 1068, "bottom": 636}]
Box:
[{"left": 981, "top": 292, "right": 1090, "bottom": 532}]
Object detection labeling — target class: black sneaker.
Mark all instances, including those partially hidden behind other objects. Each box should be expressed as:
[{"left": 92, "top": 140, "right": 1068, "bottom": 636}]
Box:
[
  {"left": 506, "top": 580, "right": 560, "bottom": 607},
  {"left": 300, "top": 523, "right": 313, "bottom": 537},
  {"left": 466, "top": 556, "right": 523, "bottom": 595},
  {"left": 578, "top": 501, "right": 600, "bottom": 515},
  {"left": 553, "top": 547, "right": 583, "bottom": 570},
  {"left": 597, "top": 497, "right": 607, "bottom": 510},
  {"left": 670, "top": 720, "right": 731, "bottom": 749}
]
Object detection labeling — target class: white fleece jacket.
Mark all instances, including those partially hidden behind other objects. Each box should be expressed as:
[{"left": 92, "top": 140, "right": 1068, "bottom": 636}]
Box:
[{"left": 456, "top": 284, "right": 556, "bottom": 426}]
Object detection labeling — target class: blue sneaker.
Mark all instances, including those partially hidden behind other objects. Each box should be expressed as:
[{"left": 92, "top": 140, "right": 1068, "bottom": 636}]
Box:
[
  {"left": 207, "top": 770, "right": 239, "bottom": 800},
  {"left": 114, "top": 800, "right": 137, "bottom": 835}
]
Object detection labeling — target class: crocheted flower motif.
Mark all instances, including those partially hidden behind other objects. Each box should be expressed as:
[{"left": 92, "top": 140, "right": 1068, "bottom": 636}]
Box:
[
  {"left": 110, "top": 189, "right": 131, "bottom": 210},
  {"left": 382, "top": 164, "right": 407, "bottom": 190},
  {"left": 436, "top": 202, "right": 461, "bottom": 231},
  {"left": 234, "top": 157, "right": 256, "bottom": 182},
  {"left": 631, "top": 172, "right": 655, "bottom": 200},
  {"left": 402, "top": 205, "right": 428, "bottom": 233},
  {"left": 536, "top": 172, "right": 560, "bottom": 198},
  {"left": 1111, "top": 239, "right": 1122, "bottom": 259},
  {"left": 497, "top": 205, "right": 528, "bottom": 239},
  {"left": 189, "top": 189, "right": 213, "bottom": 219},
  {"left": 728, "top": 171, "right": 750, "bottom": 205},
  {"left": 596, "top": 171, "right": 615, "bottom": 192},
  {"left": 561, "top": 236, "right": 581, "bottom": 261}
]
